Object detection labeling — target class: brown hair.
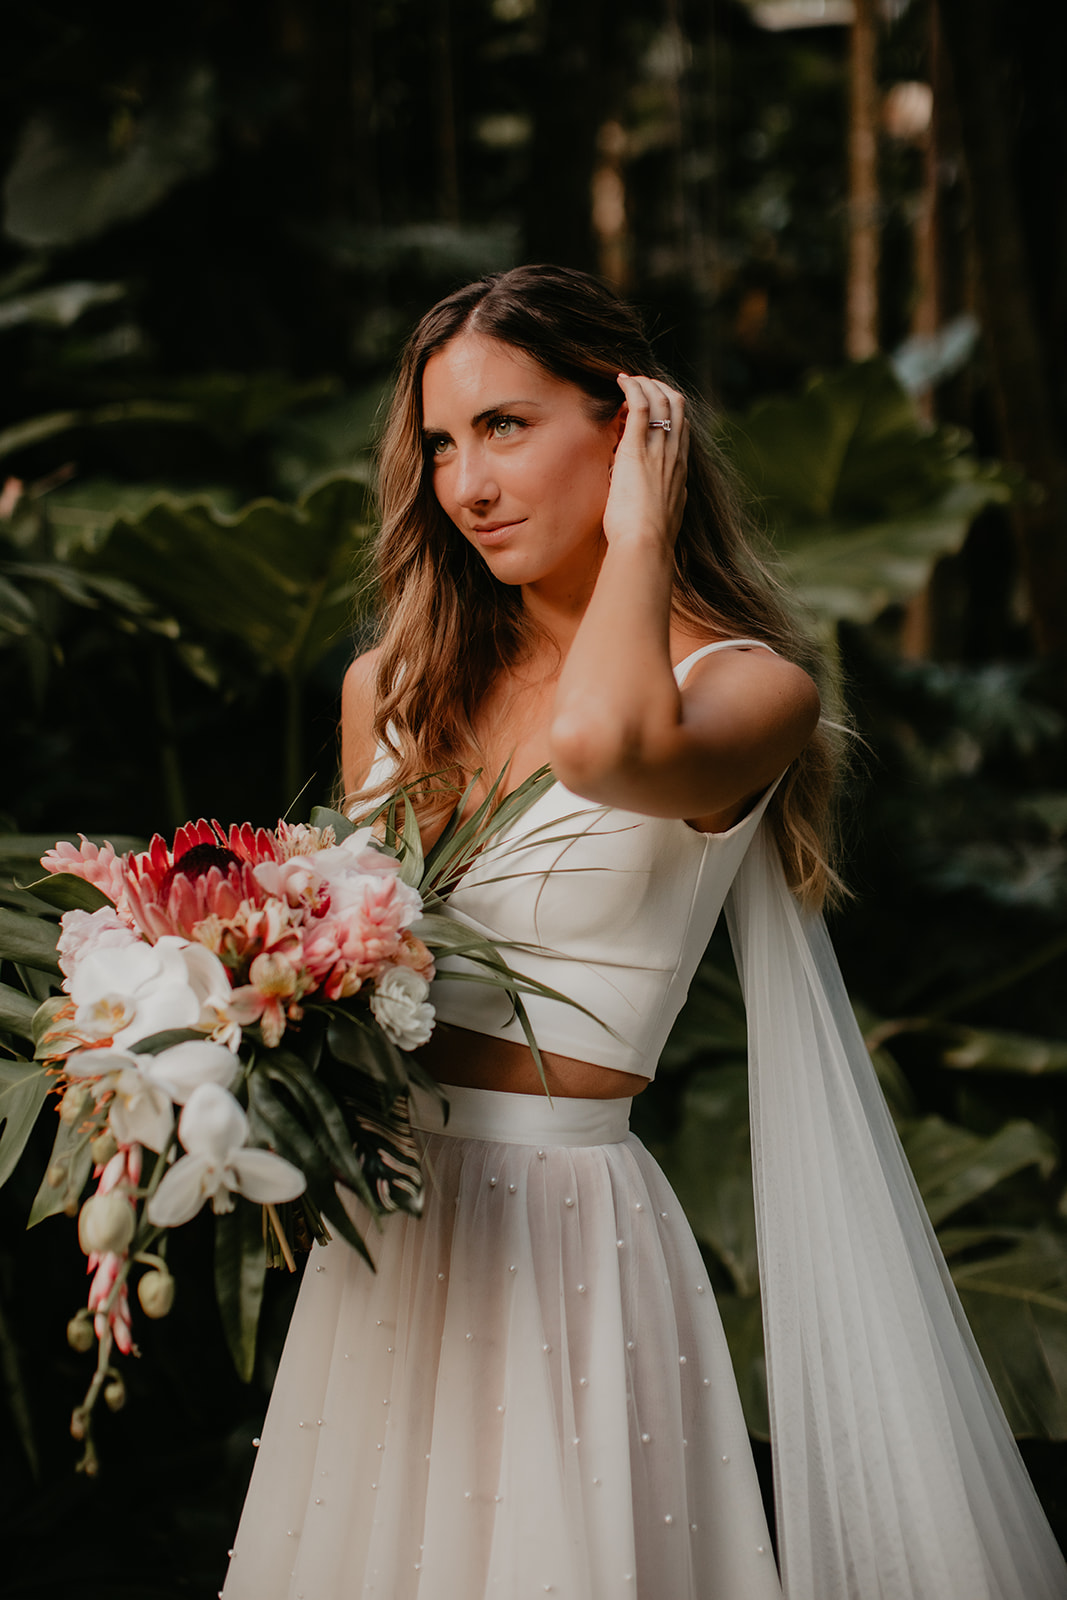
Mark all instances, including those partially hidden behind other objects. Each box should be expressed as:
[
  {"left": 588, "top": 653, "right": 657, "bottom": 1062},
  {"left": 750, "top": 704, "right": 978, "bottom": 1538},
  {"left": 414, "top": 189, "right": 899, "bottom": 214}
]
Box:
[{"left": 352, "top": 264, "right": 848, "bottom": 909}]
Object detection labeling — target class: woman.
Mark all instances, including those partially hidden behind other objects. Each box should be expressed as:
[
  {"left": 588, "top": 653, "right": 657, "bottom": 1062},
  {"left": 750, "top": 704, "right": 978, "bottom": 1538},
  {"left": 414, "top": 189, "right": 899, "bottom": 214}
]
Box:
[{"left": 221, "top": 266, "right": 1066, "bottom": 1600}]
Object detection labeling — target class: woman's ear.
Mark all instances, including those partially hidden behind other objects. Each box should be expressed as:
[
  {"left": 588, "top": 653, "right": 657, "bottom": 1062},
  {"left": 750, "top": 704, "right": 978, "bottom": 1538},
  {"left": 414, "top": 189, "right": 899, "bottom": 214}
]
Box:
[{"left": 612, "top": 403, "right": 628, "bottom": 452}]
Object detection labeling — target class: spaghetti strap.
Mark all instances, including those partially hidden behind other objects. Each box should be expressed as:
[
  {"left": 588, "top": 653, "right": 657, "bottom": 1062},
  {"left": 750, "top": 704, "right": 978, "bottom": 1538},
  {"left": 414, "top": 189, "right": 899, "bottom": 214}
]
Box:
[{"left": 674, "top": 638, "right": 778, "bottom": 685}]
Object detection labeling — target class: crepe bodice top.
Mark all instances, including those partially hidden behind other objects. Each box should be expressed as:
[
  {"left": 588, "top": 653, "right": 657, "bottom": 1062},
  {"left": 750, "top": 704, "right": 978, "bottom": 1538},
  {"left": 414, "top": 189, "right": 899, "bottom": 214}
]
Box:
[{"left": 413, "top": 640, "right": 781, "bottom": 1078}]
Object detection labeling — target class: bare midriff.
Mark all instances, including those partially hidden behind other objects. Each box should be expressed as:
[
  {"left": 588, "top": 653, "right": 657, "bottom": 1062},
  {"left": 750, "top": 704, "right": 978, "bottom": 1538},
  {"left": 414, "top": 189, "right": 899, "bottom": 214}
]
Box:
[{"left": 416, "top": 1022, "right": 650, "bottom": 1099}]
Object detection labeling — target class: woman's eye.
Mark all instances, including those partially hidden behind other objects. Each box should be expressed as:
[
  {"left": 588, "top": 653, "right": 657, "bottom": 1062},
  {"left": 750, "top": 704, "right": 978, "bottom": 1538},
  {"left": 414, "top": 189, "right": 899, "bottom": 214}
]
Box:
[
  {"left": 427, "top": 436, "right": 451, "bottom": 457},
  {"left": 490, "top": 416, "right": 522, "bottom": 439}
]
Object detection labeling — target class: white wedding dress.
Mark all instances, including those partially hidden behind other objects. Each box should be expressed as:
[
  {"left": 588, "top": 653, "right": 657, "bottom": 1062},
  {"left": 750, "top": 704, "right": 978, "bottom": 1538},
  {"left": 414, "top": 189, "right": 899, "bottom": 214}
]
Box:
[{"left": 221, "top": 643, "right": 1067, "bottom": 1600}]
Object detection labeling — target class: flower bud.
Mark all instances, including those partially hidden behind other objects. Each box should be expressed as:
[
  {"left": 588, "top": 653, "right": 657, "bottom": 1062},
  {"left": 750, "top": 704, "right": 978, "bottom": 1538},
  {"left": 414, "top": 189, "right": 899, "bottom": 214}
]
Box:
[
  {"left": 47, "top": 1161, "right": 67, "bottom": 1189},
  {"left": 137, "top": 1268, "right": 175, "bottom": 1319},
  {"left": 67, "top": 1313, "right": 95, "bottom": 1353},
  {"left": 78, "top": 1192, "right": 135, "bottom": 1257},
  {"left": 104, "top": 1377, "right": 125, "bottom": 1413},
  {"left": 70, "top": 1407, "right": 87, "bottom": 1441},
  {"left": 91, "top": 1130, "right": 119, "bottom": 1166},
  {"left": 59, "top": 1085, "right": 92, "bottom": 1126}
]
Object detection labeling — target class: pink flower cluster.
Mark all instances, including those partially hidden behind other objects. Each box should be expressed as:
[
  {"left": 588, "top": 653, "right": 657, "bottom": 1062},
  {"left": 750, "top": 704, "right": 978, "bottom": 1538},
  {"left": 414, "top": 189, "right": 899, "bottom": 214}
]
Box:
[
  {"left": 86, "top": 1146, "right": 142, "bottom": 1356},
  {"left": 44, "top": 818, "right": 434, "bottom": 1050}
]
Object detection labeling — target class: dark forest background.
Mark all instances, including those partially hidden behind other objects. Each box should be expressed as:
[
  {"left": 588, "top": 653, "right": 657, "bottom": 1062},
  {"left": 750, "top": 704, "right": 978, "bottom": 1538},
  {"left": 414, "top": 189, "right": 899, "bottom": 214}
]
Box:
[{"left": 2, "top": 2, "right": 1067, "bottom": 1594}]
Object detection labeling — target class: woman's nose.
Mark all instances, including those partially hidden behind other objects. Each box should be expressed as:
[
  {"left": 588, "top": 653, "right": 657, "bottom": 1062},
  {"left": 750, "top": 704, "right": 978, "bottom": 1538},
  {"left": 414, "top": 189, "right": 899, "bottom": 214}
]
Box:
[{"left": 453, "top": 446, "right": 498, "bottom": 509}]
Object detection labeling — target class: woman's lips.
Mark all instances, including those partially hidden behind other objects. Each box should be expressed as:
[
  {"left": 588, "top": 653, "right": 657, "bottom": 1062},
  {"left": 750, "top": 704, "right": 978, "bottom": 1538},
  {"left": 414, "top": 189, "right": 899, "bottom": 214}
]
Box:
[{"left": 471, "top": 520, "right": 525, "bottom": 546}]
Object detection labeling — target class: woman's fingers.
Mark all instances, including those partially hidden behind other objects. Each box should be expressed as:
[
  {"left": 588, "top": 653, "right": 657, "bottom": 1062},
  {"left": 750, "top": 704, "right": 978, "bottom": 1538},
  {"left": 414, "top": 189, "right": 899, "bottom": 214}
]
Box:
[
  {"left": 607, "top": 374, "right": 689, "bottom": 548},
  {"left": 616, "top": 373, "right": 685, "bottom": 452}
]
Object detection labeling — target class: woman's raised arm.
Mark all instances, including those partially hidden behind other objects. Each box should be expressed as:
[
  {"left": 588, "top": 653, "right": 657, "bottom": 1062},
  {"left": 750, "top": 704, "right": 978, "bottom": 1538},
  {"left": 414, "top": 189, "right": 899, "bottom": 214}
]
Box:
[{"left": 549, "top": 374, "right": 820, "bottom": 823}]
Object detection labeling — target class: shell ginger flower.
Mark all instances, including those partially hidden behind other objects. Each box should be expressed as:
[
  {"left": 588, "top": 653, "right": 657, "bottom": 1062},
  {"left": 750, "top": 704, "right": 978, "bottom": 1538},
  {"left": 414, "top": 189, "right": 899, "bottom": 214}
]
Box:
[{"left": 146, "top": 1083, "right": 305, "bottom": 1228}]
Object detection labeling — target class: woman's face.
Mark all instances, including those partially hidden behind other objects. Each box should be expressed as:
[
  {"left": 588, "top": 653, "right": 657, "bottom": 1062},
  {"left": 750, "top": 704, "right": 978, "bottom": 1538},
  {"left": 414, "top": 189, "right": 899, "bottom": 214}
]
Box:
[{"left": 421, "top": 332, "right": 622, "bottom": 591}]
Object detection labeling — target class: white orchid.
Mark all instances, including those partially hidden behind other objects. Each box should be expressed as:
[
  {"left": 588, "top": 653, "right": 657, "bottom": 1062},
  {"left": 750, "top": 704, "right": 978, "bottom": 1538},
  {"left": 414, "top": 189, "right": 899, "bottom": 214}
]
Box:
[
  {"left": 369, "top": 964, "right": 436, "bottom": 1050},
  {"left": 65, "top": 1039, "right": 238, "bottom": 1152},
  {"left": 146, "top": 1083, "right": 305, "bottom": 1228},
  {"left": 68, "top": 935, "right": 236, "bottom": 1051}
]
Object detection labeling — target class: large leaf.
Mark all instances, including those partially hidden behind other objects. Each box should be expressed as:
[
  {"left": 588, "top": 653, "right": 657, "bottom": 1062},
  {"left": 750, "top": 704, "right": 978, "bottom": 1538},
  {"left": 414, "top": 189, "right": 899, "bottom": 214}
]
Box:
[
  {"left": 660, "top": 1067, "right": 759, "bottom": 1297},
  {"left": 28, "top": 1112, "right": 94, "bottom": 1227},
  {"left": 0, "top": 279, "right": 126, "bottom": 334},
  {"left": 901, "top": 1116, "right": 1057, "bottom": 1228},
  {"left": 0, "top": 907, "right": 61, "bottom": 973},
  {"left": 935, "top": 1023, "right": 1067, "bottom": 1076},
  {"left": 91, "top": 471, "right": 376, "bottom": 679},
  {"left": 720, "top": 360, "right": 1016, "bottom": 624},
  {"left": 0, "top": 1061, "right": 51, "bottom": 1187},
  {"left": 0, "top": 984, "right": 38, "bottom": 1041},
  {"left": 214, "top": 1199, "right": 267, "bottom": 1384},
  {"left": 951, "top": 1232, "right": 1067, "bottom": 1439},
  {"left": 3, "top": 67, "right": 216, "bottom": 249}
]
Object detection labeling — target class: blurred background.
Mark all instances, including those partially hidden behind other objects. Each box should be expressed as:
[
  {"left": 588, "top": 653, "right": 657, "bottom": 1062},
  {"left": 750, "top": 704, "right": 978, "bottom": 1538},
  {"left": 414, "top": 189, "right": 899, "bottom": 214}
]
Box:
[{"left": 2, "top": 1, "right": 1066, "bottom": 1593}]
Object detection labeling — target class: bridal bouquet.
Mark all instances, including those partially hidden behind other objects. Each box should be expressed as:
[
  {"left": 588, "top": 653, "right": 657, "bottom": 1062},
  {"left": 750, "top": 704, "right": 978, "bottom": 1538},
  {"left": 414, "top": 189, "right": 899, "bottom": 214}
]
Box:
[{"left": 8, "top": 770, "right": 564, "bottom": 1473}]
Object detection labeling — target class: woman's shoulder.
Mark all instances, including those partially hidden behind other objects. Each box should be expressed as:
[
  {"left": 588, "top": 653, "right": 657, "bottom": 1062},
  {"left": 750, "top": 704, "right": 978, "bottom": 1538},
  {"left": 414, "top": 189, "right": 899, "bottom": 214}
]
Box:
[
  {"left": 678, "top": 635, "right": 820, "bottom": 730},
  {"left": 341, "top": 647, "right": 385, "bottom": 798}
]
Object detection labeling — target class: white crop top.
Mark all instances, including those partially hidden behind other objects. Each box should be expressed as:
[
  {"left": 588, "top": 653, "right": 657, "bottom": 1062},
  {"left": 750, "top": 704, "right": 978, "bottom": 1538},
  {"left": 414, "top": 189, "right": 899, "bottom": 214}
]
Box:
[{"left": 381, "top": 640, "right": 782, "bottom": 1080}]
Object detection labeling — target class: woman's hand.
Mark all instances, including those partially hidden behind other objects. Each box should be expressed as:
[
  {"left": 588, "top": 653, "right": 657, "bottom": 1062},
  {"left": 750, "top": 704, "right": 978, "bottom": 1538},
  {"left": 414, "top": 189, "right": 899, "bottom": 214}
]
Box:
[{"left": 602, "top": 373, "right": 689, "bottom": 550}]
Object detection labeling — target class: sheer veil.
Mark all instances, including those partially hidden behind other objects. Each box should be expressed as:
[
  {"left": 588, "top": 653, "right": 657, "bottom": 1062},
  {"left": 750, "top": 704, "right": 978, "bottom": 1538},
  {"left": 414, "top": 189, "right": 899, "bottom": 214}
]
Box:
[{"left": 726, "top": 823, "right": 1067, "bottom": 1600}]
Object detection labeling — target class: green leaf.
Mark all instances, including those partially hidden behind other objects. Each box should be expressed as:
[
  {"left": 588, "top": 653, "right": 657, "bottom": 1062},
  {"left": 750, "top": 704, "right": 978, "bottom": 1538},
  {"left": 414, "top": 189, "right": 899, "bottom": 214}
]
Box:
[
  {"left": 28, "top": 1113, "right": 94, "bottom": 1227},
  {"left": 129, "top": 1028, "right": 212, "bottom": 1056},
  {"left": 214, "top": 1199, "right": 267, "bottom": 1384},
  {"left": 31, "top": 995, "right": 68, "bottom": 1049},
  {"left": 718, "top": 1291, "right": 769, "bottom": 1441},
  {"left": 660, "top": 1067, "right": 759, "bottom": 1297},
  {"left": 257, "top": 1052, "right": 369, "bottom": 1194},
  {"left": 936, "top": 1024, "right": 1067, "bottom": 1076},
  {"left": 0, "top": 278, "right": 126, "bottom": 333},
  {"left": 4, "top": 66, "right": 217, "bottom": 250},
  {"left": 326, "top": 1010, "right": 407, "bottom": 1099},
  {"left": 0, "top": 983, "right": 39, "bottom": 1041},
  {"left": 92, "top": 471, "right": 376, "bottom": 682},
  {"left": 0, "top": 907, "right": 61, "bottom": 973},
  {"left": 0, "top": 1061, "right": 51, "bottom": 1188},
  {"left": 720, "top": 360, "right": 1016, "bottom": 625},
  {"left": 21, "top": 872, "right": 112, "bottom": 913},
  {"left": 952, "top": 1231, "right": 1067, "bottom": 1439},
  {"left": 308, "top": 805, "right": 357, "bottom": 843},
  {"left": 901, "top": 1116, "right": 1057, "bottom": 1228}
]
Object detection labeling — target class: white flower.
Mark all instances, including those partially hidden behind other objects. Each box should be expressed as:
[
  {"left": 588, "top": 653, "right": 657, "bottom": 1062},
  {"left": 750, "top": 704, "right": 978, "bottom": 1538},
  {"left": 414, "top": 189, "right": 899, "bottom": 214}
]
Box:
[
  {"left": 57, "top": 908, "right": 140, "bottom": 988},
  {"left": 145, "top": 1083, "right": 305, "bottom": 1228},
  {"left": 68, "top": 936, "right": 235, "bottom": 1050},
  {"left": 66, "top": 1038, "right": 237, "bottom": 1152},
  {"left": 369, "top": 965, "right": 435, "bottom": 1050},
  {"left": 78, "top": 1191, "right": 136, "bottom": 1256}
]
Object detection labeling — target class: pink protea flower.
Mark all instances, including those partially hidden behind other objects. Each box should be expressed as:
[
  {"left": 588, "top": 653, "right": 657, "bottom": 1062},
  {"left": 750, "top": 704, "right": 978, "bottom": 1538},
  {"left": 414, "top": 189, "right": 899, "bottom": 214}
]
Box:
[{"left": 126, "top": 838, "right": 267, "bottom": 942}]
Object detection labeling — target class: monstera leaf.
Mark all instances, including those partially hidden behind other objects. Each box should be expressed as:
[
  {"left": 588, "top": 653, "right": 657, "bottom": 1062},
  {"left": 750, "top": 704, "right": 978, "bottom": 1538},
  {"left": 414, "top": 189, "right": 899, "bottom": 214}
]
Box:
[
  {"left": 3, "top": 66, "right": 217, "bottom": 249},
  {"left": 88, "top": 471, "right": 376, "bottom": 681},
  {"left": 720, "top": 360, "right": 1018, "bottom": 624}
]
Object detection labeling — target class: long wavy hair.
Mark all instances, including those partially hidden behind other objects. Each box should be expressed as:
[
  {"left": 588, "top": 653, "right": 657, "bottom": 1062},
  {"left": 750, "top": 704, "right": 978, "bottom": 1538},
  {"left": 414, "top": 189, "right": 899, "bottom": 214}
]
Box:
[{"left": 351, "top": 264, "right": 848, "bottom": 909}]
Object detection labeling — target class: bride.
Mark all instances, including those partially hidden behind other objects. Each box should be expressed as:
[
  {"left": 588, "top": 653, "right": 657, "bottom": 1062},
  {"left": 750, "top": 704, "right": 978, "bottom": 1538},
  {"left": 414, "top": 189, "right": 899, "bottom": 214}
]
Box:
[{"left": 220, "top": 265, "right": 1067, "bottom": 1600}]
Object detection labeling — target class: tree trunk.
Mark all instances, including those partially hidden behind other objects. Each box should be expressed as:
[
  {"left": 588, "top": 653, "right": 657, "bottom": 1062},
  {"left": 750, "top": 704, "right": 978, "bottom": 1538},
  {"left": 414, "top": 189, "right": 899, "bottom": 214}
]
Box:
[
  {"left": 846, "top": 0, "right": 880, "bottom": 359},
  {"left": 525, "top": 0, "right": 608, "bottom": 270},
  {"left": 937, "top": 0, "right": 1067, "bottom": 664}
]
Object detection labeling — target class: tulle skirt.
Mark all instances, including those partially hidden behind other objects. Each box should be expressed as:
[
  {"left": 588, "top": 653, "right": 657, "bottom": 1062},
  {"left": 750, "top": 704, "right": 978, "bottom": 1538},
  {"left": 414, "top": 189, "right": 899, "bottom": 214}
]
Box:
[{"left": 220, "top": 1085, "right": 780, "bottom": 1600}]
